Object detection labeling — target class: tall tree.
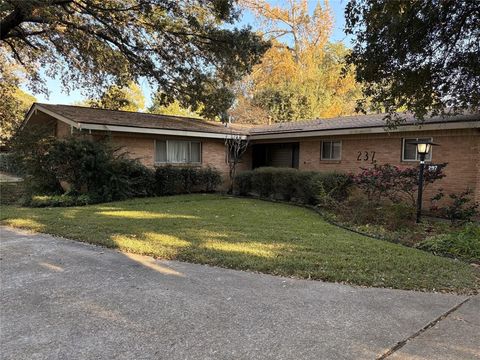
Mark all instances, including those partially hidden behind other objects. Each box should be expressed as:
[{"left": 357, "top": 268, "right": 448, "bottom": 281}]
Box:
[
  {"left": 0, "top": 54, "right": 36, "bottom": 144},
  {"left": 345, "top": 0, "right": 480, "bottom": 124},
  {"left": 148, "top": 94, "right": 202, "bottom": 118},
  {"left": 233, "top": 0, "right": 362, "bottom": 123},
  {"left": 0, "top": 0, "right": 269, "bottom": 118},
  {"left": 83, "top": 82, "right": 146, "bottom": 112}
]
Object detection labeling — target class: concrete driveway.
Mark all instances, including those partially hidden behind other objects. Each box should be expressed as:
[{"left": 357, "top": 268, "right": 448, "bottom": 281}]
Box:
[{"left": 1, "top": 226, "right": 478, "bottom": 360}]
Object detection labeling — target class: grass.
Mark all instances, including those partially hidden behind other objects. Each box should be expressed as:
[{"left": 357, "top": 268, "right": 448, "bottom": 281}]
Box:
[{"left": 1, "top": 194, "right": 478, "bottom": 293}]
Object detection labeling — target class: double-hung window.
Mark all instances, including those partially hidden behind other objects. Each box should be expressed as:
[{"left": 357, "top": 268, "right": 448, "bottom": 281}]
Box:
[
  {"left": 402, "top": 138, "right": 432, "bottom": 161},
  {"left": 155, "top": 140, "right": 201, "bottom": 164},
  {"left": 321, "top": 140, "right": 342, "bottom": 160}
]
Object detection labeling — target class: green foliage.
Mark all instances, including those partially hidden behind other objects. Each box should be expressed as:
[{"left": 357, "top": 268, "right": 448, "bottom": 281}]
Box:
[
  {"left": 154, "top": 166, "right": 221, "bottom": 196},
  {"left": 417, "top": 223, "right": 480, "bottom": 262},
  {"left": 235, "top": 167, "right": 352, "bottom": 205},
  {"left": 0, "top": 153, "right": 23, "bottom": 175},
  {"left": 12, "top": 135, "right": 156, "bottom": 203},
  {"left": 13, "top": 135, "right": 222, "bottom": 206},
  {"left": 10, "top": 126, "right": 62, "bottom": 195},
  {"left": 345, "top": 0, "right": 480, "bottom": 122},
  {"left": 148, "top": 97, "right": 202, "bottom": 118},
  {"left": 1, "top": 1, "right": 269, "bottom": 119},
  {"left": 315, "top": 171, "right": 353, "bottom": 203},
  {"left": 0, "top": 54, "right": 36, "bottom": 144},
  {"left": 252, "top": 88, "right": 312, "bottom": 123},
  {"left": 0, "top": 182, "right": 24, "bottom": 205},
  {"left": 335, "top": 193, "right": 415, "bottom": 231},
  {"left": 108, "top": 158, "right": 156, "bottom": 200},
  {"left": 82, "top": 82, "right": 145, "bottom": 112},
  {"left": 22, "top": 194, "right": 94, "bottom": 208},
  {"left": 431, "top": 188, "right": 479, "bottom": 224}
]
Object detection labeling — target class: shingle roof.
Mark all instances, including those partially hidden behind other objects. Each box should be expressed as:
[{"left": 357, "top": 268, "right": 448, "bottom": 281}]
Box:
[
  {"left": 36, "top": 103, "right": 248, "bottom": 135},
  {"left": 34, "top": 103, "right": 479, "bottom": 137},
  {"left": 249, "top": 111, "right": 480, "bottom": 134}
]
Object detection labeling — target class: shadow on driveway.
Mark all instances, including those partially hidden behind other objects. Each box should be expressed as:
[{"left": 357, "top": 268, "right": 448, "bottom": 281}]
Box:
[{"left": 0, "top": 226, "right": 477, "bottom": 360}]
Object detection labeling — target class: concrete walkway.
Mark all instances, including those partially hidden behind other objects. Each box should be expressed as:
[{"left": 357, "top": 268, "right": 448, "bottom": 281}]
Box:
[{"left": 0, "top": 226, "right": 478, "bottom": 360}]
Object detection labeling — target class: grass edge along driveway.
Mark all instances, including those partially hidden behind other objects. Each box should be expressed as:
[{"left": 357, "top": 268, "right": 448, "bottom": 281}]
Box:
[{"left": 1, "top": 194, "right": 478, "bottom": 293}]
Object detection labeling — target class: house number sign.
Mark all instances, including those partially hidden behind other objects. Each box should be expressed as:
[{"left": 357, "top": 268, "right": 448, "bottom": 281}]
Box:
[{"left": 357, "top": 151, "right": 376, "bottom": 164}]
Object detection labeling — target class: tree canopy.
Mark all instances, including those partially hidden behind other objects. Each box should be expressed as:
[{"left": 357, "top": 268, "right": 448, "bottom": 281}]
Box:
[
  {"left": 148, "top": 95, "right": 202, "bottom": 118},
  {"left": 345, "top": 0, "right": 480, "bottom": 123},
  {"left": 0, "top": 54, "right": 36, "bottom": 144},
  {"left": 231, "top": 0, "right": 362, "bottom": 124},
  {"left": 1, "top": 0, "right": 269, "bottom": 118},
  {"left": 82, "top": 82, "right": 146, "bottom": 112}
]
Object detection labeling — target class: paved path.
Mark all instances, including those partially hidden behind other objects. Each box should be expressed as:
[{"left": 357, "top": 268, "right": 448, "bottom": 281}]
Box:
[{"left": 0, "top": 226, "right": 478, "bottom": 360}]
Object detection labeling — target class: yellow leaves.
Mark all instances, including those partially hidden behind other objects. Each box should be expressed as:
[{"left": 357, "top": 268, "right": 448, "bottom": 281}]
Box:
[{"left": 236, "top": 0, "right": 361, "bottom": 122}]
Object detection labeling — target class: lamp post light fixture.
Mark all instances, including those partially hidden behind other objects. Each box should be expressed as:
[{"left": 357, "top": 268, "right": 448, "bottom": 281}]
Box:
[{"left": 412, "top": 139, "right": 438, "bottom": 223}]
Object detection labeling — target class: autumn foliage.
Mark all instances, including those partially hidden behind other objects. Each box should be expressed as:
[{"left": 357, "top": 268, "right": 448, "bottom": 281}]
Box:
[{"left": 231, "top": 0, "right": 362, "bottom": 124}]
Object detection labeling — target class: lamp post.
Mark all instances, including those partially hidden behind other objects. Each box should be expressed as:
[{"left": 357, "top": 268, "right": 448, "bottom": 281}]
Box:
[{"left": 413, "top": 140, "right": 437, "bottom": 223}]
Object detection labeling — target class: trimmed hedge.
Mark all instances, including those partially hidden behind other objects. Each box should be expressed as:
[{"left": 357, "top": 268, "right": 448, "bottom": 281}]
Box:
[
  {"left": 154, "top": 166, "right": 222, "bottom": 196},
  {"left": 235, "top": 167, "right": 352, "bottom": 205}
]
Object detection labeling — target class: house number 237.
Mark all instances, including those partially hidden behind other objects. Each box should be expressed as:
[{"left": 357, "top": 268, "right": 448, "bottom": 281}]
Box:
[{"left": 357, "top": 151, "right": 376, "bottom": 164}]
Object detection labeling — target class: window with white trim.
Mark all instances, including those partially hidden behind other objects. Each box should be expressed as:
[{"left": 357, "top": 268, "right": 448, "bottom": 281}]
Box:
[
  {"left": 155, "top": 140, "right": 201, "bottom": 164},
  {"left": 321, "top": 140, "right": 342, "bottom": 160},
  {"left": 402, "top": 138, "right": 432, "bottom": 161}
]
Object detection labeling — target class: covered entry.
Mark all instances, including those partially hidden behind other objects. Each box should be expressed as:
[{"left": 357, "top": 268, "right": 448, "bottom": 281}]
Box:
[{"left": 252, "top": 143, "right": 299, "bottom": 169}]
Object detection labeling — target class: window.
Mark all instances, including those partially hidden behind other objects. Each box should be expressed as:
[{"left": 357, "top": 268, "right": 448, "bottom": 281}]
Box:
[
  {"left": 155, "top": 140, "right": 201, "bottom": 164},
  {"left": 402, "top": 138, "right": 432, "bottom": 161},
  {"left": 321, "top": 140, "right": 342, "bottom": 160}
]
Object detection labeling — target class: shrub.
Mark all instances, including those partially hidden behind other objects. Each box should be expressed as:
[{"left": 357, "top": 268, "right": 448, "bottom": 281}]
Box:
[
  {"left": 417, "top": 223, "right": 480, "bottom": 262},
  {"left": 12, "top": 135, "right": 157, "bottom": 204},
  {"left": 235, "top": 171, "right": 252, "bottom": 196},
  {"left": 154, "top": 166, "right": 222, "bottom": 196},
  {"left": 382, "top": 202, "right": 416, "bottom": 230},
  {"left": 0, "top": 153, "right": 23, "bottom": 175},
  {"left": 199, "top": 166, "right": 222, "bottom": 192},
  {"left": 0, "top": 182, "right": 24, "bottom": 205},
  {"left": 23, "top": 194, "right": 95, "bottom": 207},
  {"left": 108, "top": 158, "right": 156, "bottom": 200},
  {"left": 234, "top": 167, "right": 352, "bottom": 205},
  {"left": 336, "top": 192, "right": 415, "bottom": 230},
  {"left": 430, "top": 188, "right": 479, "bottom": 225},
  {"left": 352, "top": 163, "right": 446, "bottom": 206},
  {"left": 315, "top": 172, "right": 353, "bottom": 202}
]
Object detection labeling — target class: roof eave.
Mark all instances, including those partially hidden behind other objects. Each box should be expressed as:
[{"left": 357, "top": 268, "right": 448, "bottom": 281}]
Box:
[
  {"left": 249, "top": 120, "right": 480, "bottom": 140},
  {"left": 79, "top": 122, "right": 248, "bottom": 139}
]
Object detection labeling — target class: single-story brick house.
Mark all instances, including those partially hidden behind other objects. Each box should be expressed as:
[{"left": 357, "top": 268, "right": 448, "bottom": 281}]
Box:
[{"left": 23, "top": 103, "right": 480, "bottom": 204}]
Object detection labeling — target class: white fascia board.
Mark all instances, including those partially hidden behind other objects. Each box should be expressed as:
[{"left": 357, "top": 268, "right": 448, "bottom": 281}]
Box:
[
  {"left": 79, "top": 122, "right": 248, "bottom": 140},
  {"left": 249, "top": 121, "right": 480, "bottom": 140}
]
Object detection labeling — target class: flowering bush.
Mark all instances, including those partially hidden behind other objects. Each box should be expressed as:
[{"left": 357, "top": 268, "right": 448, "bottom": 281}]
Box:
[{"left": 352, "top": 163, "right": 447, "bottom": 206}]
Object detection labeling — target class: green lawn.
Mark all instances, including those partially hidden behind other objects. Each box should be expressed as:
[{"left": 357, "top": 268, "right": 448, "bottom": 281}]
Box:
[{"left": 1, "top": 194, "right": 478, "bottom": 292}]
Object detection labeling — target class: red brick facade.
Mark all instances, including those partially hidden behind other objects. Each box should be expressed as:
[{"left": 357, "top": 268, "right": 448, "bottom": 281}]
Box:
[
  {"left": 291, "top": 128, "right": 479, "bottom": 205},
  {"left": 28, "top": 112, "right": 480, "bottom": 204}
]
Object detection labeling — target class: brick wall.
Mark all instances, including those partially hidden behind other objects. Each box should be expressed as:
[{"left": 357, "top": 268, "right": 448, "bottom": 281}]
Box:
[{"left": 294, "top": 128, "right": 480, "bottom": 205}]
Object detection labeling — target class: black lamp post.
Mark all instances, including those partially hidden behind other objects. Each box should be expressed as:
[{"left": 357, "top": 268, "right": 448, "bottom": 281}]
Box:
[{"left": 413, "top": 140, "right": 437, "bottom": 223}]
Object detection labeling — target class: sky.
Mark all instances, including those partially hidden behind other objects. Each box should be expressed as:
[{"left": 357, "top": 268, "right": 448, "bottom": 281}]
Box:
[{"left": 22, "top": 0, "right": 351, "bottom": 108}]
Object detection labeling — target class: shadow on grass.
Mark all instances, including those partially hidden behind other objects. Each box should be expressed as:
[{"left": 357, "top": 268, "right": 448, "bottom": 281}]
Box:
[{"left": 1, "top": 194, "right": 479, "bottom": 292}]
